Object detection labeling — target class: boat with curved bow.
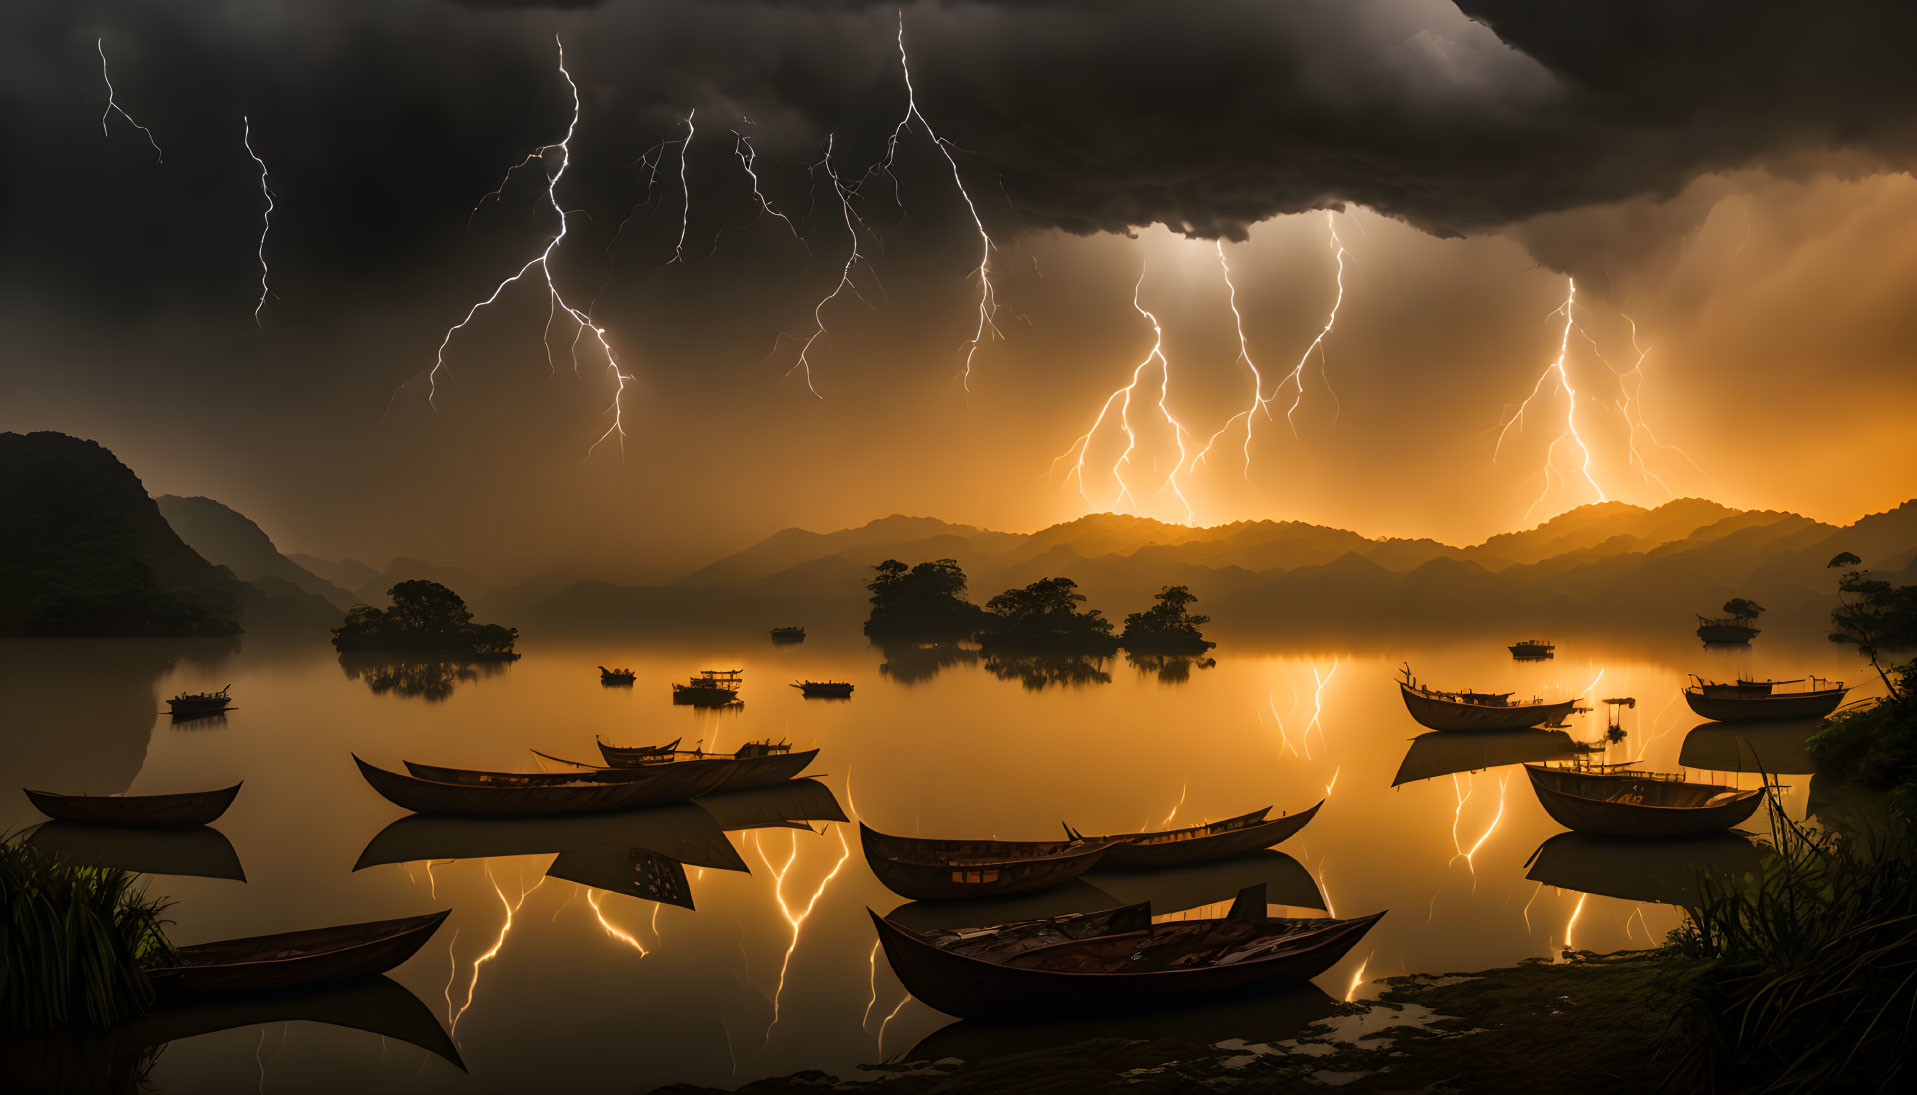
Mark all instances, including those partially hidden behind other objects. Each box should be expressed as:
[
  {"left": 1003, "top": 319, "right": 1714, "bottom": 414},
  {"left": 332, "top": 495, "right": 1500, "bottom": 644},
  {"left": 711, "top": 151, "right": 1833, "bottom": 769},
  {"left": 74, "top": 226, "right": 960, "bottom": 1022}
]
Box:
[
  {"left": 861, "top": 824, "right": 1121, "bottom": 901},
  {"left": 1397, "top": 665, "right": 1580, "bottom": 732},
  {"left": 355, "top": 756, "right": 731, "bottom": 816},
  {"left": 1683, "top": 676, "right": 1848, "bottom": 722},
  {"left": 23, "top": 782, "right": 242, "bottom": 827},
  {"left": 1063, "top": 801, "right": 1323, "bottom": 871},
  {"left": 150, "top": 910, "right": 450, "bottom": 995},
  {"left": 1524, "top": 762, "right": 1766, "bottom": 837}
]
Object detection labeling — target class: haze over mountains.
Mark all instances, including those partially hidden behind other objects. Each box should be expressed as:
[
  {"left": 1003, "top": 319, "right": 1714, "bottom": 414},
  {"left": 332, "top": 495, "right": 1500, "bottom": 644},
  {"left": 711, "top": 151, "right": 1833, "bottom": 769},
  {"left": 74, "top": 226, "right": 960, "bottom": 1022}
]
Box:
[{"left": 5, "top": 430, "right": 1912, "bottom": 640}]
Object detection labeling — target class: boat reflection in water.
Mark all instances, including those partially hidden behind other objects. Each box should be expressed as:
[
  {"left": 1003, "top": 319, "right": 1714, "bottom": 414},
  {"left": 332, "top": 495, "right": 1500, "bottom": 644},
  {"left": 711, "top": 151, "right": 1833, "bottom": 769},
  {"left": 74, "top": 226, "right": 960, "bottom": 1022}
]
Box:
[
  {"left": 26, "top": 821, "right": 246, "bottom": 882},
  {"left": 1679, "top": 718, "right": 1822, "bottom": 775},
  {"left": 2, "top": 975, "right": 465, "bottom": 1094},
  {"left": 1525, "top": 832, "right": 1768, "bottom": 906},
  {"left": 353, "top": 801, "right": 749, "bottom": 874},
  {"left": 1393, "top": 728, "right": 1582, "bottom": 786},
  {"left": 905, "top": 981, "right": 1339, "bottom": 1068}
]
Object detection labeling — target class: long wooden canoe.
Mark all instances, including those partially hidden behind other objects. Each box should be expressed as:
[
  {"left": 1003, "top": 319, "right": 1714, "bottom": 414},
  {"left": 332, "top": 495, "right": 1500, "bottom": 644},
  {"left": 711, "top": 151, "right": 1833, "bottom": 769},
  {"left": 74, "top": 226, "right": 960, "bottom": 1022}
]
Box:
[
  {"left": 871, "top": 883, "right": 1384, "bottom": 1018},
  {"left": 561, "top": 741, "right": 821, "bottom": 793},
  {"left": 22, "top": 783, "right": 241, "bottom": 827},
  {"left": 1682, "top": 683, "right": 1847, "bottom": 722},
  {"left": 1524, "top": 764, "right": 1765, "bottom": 837},
  {"left": 150, "top": 910, "right": 450, "bottom": 995},
  {"left": 403, "top": 760, "right": 649, "bottom": 786},
  {"left": 1064, "top": 801, "right": 1323, "bottom": 871},
  {"left": 1399, "top": 679, "right": 1580, "bottom": 732},
  {"left": 354, "top": 756, "right": 730, "bottom": 816},
  {"left": 860, "top": 824, "right": 1120, "bottom": 901}
]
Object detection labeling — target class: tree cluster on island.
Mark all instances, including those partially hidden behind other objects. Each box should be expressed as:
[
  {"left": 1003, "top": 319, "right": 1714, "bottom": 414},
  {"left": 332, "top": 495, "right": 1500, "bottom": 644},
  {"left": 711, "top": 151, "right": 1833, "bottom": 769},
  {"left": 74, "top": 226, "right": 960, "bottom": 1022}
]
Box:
[
  {"left": 1722, "top": 597, "right": 1765, "bottom": 624},
  {"left": 331, "top": 579, "right": 518, "bottom": 657},
  {"left": 863, "top": 559, "right": 1214, "bottom": 655}
]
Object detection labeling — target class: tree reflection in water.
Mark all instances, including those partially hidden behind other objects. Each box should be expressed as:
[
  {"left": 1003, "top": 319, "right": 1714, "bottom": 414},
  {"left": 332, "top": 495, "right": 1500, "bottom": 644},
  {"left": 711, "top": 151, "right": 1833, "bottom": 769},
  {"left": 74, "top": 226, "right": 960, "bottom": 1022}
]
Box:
[
  {"left": 874, "top": 641, "right": 981, "bottom": 685},
  {"left": 983, "top": 653, "right": 1111, "bottom": 691},
  {"left": 338, "top": 655, "right": 513, "bottom": 702},
  {"left": 1124, "top": 651, "right": 1216, "bottom": 684}
]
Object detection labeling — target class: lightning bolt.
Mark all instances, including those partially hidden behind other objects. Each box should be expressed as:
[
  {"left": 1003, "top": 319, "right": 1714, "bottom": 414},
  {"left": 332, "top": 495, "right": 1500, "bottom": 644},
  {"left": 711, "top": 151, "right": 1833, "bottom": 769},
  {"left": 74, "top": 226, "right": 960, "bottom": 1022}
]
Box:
[
  {"left": 733, "top": 131, "right": 803, "bottom": 244},
  {"left": 450, "top": 864, "right": 543, "bottom": 1035},
  {"left": 1449, "top": 771, "right": 1511, "bottom": 878},
  {"left": 1158, "top": 782, "right": 1189, "bottom": 829},
  {"left": 1495, "top": 276, "right": 1606, "bottom": 522},
  {"left": 1051, "top": 266, "right": 1195, "bottom": 524},
  {"left": 1563, "top": 892, "right": 1587, "bottom": 955},
  {"left": 1191, "top": 240, "right": 1270, "bottom": 479},
  {"left": 1590, "top": 314, "right": 1710, "bottom": 495},
  {"left": 667, "top": 109, "right": 696, "bottom": 264},
  {"left": 879, "top": 13, "right": 1002, "bottom": 390},
  {"left": 419, "top": 37, "right": 634, "bottom": 457},
  {"left": 753, "top": 826, "right": 852, "bottom": 1040},
  {"left": 1305, "top": 659, "right": 1339, "bottom": 756},
  {"left": 97, "top": 39, "right": 162, "bottom": 163},
  {"left": 243, "top": 116, "right": 275, "bottom": 327},
  {"left": 779, "top": 135, "right": 870, "bottom": 398},
  {"left": 585, "top": 889, "right": 651, "bottom": 958},
  {"left": 1344, "top": 951, "right": 1374, "bottom": 1002}
]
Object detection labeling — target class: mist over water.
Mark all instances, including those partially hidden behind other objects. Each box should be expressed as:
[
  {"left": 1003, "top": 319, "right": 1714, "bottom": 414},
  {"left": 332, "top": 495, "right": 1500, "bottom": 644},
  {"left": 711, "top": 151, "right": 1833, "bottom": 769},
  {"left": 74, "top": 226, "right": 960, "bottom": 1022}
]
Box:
[{"left": 0, "top": 624, "right": 1859, "bottom": 1091}]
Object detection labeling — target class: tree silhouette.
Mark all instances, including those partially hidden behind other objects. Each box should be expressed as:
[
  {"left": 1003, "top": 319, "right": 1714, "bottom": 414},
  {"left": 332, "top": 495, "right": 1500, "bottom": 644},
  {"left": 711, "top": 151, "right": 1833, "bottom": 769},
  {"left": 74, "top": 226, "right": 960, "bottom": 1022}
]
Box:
[
  {"left": 1119, "top": 585, "right": 1215, "bottom": 652},
  {"left": 863, "top": 559, "right": 984, "bottom": 637},
  {"left": 1829, "top": 563, "right": 1917, "bottom": 701},
  {"left": 979, "top": 576, "right": 1117, "bottom": 652},
  {"left": 1722, "top": 597, "right": 1765, "bottom": 623}
]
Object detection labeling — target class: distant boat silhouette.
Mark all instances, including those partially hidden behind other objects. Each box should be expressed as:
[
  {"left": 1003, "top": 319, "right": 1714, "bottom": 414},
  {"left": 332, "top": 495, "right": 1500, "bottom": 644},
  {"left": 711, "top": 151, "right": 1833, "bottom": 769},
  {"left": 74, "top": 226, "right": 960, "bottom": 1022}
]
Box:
[
  {"left": 672, "top": 668, "right": 743, "bottom": 706},
  {"left": 1508, "top": 639, "right": 1555, "bottom": 659},
  {"left": 792, "top": 680, "right": 853, "bottom": 698},
  {"left": 770, "top": 626, "right": 806, "bottom": 643},
  {"left": 167, "top": 685, "right": 232, "bottom": 718},
  {"left": 598, "top": 665, "right": 635, "bottom": 685}
]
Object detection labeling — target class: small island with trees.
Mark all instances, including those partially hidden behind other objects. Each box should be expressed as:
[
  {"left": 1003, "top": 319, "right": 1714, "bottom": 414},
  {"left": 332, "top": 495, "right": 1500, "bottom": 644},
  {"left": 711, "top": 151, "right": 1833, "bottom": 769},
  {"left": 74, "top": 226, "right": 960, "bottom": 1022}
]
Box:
[
  {"left": 331, "top": 579, "right": 518, "bottom": 658},
  {"left": 863, "top": 559, "right": 1213, "bottom": 656}
]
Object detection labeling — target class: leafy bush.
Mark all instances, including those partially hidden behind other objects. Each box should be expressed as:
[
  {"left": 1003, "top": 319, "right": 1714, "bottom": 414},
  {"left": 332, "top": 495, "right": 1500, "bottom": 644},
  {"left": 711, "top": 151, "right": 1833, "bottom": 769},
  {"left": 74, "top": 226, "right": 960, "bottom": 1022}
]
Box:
[
  {"left": 0, "top": 836, "right": 176, "bottom": 1030},
  {"left": 863, "top": 559, "right": 987, "bottom": 638},
  {"left": 979, "top": 576, "right": 1118, "bottom": 653}
]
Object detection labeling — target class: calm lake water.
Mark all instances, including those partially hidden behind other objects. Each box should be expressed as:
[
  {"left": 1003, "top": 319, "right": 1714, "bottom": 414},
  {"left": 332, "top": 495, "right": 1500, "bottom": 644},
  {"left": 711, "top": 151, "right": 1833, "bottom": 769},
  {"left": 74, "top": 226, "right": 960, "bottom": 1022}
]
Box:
[{"left": 0, "top": 627, "right": 1862, "bottom": 1093}]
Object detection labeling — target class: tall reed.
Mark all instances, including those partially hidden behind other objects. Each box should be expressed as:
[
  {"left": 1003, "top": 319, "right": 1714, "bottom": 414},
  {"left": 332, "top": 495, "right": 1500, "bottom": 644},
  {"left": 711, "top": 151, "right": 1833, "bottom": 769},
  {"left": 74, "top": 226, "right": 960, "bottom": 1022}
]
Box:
[
  {"left": 0, "top": 835, "right": 177, "bottom": 1030},
  {"left": 1664, "top": 798, "right": 1917, "bottom": 1092}
]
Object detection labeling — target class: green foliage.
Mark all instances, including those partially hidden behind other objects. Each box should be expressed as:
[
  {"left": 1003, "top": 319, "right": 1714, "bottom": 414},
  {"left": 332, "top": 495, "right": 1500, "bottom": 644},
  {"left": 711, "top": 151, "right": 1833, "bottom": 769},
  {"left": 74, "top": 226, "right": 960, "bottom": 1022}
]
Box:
[
  {"left": 1664, "top": 803, "right": 1917, "bottom": 1093},
  {"left": 1828, "top": 565, "right": 1917, "bottom": 700},
  {"left": 979, "top": 576, "right": 1117, "bottom": 652},
  {"left": 1808, "top": 663, "right": 1917, "bottom": 795},
  {"left": 332, "top": 581, "right": 516, "bottom": 656},
  {"left": 0, "top": 835, "right": 177, "bottom": 1030},
  {"left": 1721, "top": 597, "right": 1764, "bottom": 622},
  {"left": 1118, "top": 585, "right": 1214, "bottom": 651},
  {"left": 863, "top": 559, "right": 985, "bottom": 638}
]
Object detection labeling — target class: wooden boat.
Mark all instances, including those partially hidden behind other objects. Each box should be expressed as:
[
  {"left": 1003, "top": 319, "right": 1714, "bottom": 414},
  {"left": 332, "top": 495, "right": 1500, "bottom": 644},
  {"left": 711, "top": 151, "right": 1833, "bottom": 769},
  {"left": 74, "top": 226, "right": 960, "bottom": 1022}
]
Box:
[
  {"left": 583, "top": 738, "right": 819, "bottom": 792},
  {"left": 149, "top": 910, "right": 450, "bottom": 995},
  {"left": 870, "top": 883, "right": 1385, "bottom": 1018},
  {"left": 860, "top": 824, "right": 1121, "bottom": 901},
  {"left": 1508, "top": 639, "right": 1555, "bottom": 659},
  {"left": 354, "top": 756, "right": 732, "bottom": 816},
  {"left": 672, "top": 668, "right": 743, "bottom": 707},
  {"left": 1695, "top": 615, "right": 1759, "bottom": 643},
  {"left": 598, "top": 665, "right": 636, "bottom": 685},
  {"left": 23, "top": 782, "right": 241, "bottom": 827},
  {"left": 793, "top": 680, "right": 854, "bottom": 698},
  {"left": 167, "top": 686, "right": 232, "bottom": 717},
  {"left": 1524, "top": 763, "right": 1766, "bottom": 837},
  {"left": 403, "top": 760, "right": 650, "bottom": 785},
  {"left": 1397, "top": 665, "right": 1580, "bottom": 732},
  {"left": 1063, "top": 801, "right": 1323, "bottom": 871},
  {"left": 1683, "top": 676, "right": 1848, "bottom": 722},
  {"left": 770, "top": 626, "right": 806, "bottom": 642}
]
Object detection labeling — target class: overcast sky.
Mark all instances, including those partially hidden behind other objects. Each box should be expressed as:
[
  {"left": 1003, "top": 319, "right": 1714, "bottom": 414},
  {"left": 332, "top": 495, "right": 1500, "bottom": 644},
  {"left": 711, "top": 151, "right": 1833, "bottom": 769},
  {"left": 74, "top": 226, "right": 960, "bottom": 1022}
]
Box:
[{"left": 4, "top": 0, "right": 1914, "bottom": 579}]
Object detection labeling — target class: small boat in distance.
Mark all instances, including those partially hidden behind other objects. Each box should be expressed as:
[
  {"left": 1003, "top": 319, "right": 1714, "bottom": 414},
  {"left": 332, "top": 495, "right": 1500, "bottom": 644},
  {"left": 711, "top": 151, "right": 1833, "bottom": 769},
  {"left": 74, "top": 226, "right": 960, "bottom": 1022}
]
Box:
[
  {"left": 1524, "top": 762, "right": 1766, "bottom": 837},
  {"left": 770, "top": 626, "right": 806, "bottom": 643},
  {"left": 599, "top": 666, "right": 636, "bottom": 685},
  {"left": 1695, "top": 614, "right": 1759, "bottom": 643},
  {"left": 870, "top": 883, "right": 1385, "bottom": 1019},
  {"left": 1063, "top": 801, "right": 1324, "bottom": 871},
  {"left": 1684, "top": 676, "right": 1848, "bottom": 722},
  {"left": 860, "top": 824, "right": 1120, "bottom": 901},
  {"left": 1508, "top": 639, "right": 1555, "bottom": 659},
  {"left": 150, "top": 910, "right": 450, "bottom": 996},
  {"left": 1397, "top": 664, "right": 1581, "bottom": 732},
  {"left": 793, "top": 680, "right": 854, "bottom": 698},
  {"left": 23, "top": 782, "right": 242, "bottom": 827},
  {"left": 168, "top": 686, "right": 232, "bottom": 718},
  {"left": 673, "top": 669, "right": 743, "bottom": 707}
]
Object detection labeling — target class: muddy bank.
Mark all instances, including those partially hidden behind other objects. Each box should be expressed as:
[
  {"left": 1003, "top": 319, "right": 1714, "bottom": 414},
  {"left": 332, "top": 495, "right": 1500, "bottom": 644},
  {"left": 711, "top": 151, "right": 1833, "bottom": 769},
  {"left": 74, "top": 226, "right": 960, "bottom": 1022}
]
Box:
[{"left": 655, "top": 950, "right": 1688, "bottom": 1094}]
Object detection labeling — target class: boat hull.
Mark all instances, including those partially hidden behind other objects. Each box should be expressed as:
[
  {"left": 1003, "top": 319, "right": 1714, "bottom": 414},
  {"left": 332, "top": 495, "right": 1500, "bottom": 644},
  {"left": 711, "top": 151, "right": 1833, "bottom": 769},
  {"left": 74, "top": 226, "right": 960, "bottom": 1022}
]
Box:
[
  {"left": 23, "top": 783, "right": 241, "bottom": 827},
  {"left": 1696, "top": 624, "right": 1758, "bottom": 643},
  {"left": 861, "top": 824, "right": 1117, "bottom": 901},
  {"left": 1399, "top": 683, "right": 1578, "bottom": 732},
  {"left": 150, "top": 910, "right": 450, "bottom": 996},
  {"left": 1525, "top": 765, "right": 1765, "bottom": 837},
  {"left": 871, "top": 909, "right": 1383, "bottom": 1019},
  {"left": 354, "top": 757, "right": 730, "bottom": 816},
  {"left": 1077, "top": 802, "right": 1323, "bottom": 871},
  {"left": 593, "top": 744, "right": 820, "bottom": 793},
  {"left": 1683, "top": 688, "right": 1846, "bottom": 723}
]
